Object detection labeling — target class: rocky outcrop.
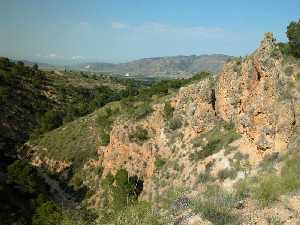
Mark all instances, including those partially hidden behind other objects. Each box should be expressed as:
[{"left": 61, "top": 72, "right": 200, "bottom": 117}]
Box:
[
  {"left": 216, "top": 33, "right": 295, "bottom": 151},
  {"left": 101, "top": 79, "right": 218, "bottom": 179},
  {"left": 101, "top": 105, "right": 168, "bottom": 179},
  {"left": 23, "top": 33, "right": 298, "bottom": 217},
  {"left": 173, "top": 79, "right": 217, "bottom": 139}
]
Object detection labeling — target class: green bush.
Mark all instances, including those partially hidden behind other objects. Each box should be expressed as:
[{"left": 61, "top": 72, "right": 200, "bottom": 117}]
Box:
[
  {"left": 189, "top": 122, "right": 240, "bottom": 161},
  {"left": 163, "top": 101, "right": 174, "bottom": 119},
  {"left": 133, "top": 102, "right": 153, "bottom": 119},
  {"left": 267, "top": 216, "right": 284, "bottom": 225},
  {"left": 281, "top": 154, "right": 300, "bottom": 192},
  {"left": 197, "top": 171, "right": 214, "bottom": 184},
  {"left": 278, "top": 42, "right": 291, "bottom": 55},
  {"left": 7, "top": 160, "right": 38, "bottom": 193},
  {"left": 284, "top": 66, "right": 294, "bottom": 76},
  {"left": 155, "top": 157, "right": 166, "bottom": 170},
  {"left": 259, "top": 152, "right": 279, "bottom": 172},
  {"left": 234, "top": 153, "right": 300, "bottom": 207},
  {"left": 96, "top": 108, "right": 114, "bottom": 130},
  {"left": 102, "top": 202, "right": 164, "bottom": 225},
  {"left": 287, "top": 19, "right": 300, "bottom": 58},
  {"left": 234, "top": 179, "right": 251, "bottom": 199},
  {"left": 191, "top": 186, "right": 240, "bottom": 225},
  {"left": 252, "top": 173, "right": 282, "bottom": 206},
  {"left": 129, "top": 127, "right": 149, "bottom": 143},
  {"left": 100, "top": 132, "right": 110, "bottom": 146},
  {"left": 190, "top": 71, "right": 213, "bottom": 82},
  {"left": 32, "top": 201, "right": 62, "bottom": 225},
  {"left": 37, "top": 110, "right": 64, "bottom": 134},
  {"left": 217, "top": 168, "right": 238, "bottom": 181},
  {"left": 295, "top": 73, "right": 300, "bottom": 81},
  {"left": 102, "top": 169, "right": 143, "bottom": 211},
  {"left": 168, "top": 117, "right": 182, "bottom": 130}
]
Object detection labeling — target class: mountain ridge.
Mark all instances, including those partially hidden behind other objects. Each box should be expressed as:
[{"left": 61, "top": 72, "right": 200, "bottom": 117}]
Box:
[{"left": 72, "top": 54, "right": 232, "bottom": 78}]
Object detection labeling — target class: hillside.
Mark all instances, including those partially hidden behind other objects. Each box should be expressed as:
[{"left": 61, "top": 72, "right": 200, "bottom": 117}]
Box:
[
  {"left": 73, "top": 54, "right": 231, "bottom": 78},
  {"left": 0, "top": 61, "right": 144, "bottom": 157},
  {"left": 0, "top": 61, "right": 151, "bottom": 224},
  {"left": 22, "top": 33, "right": 300, "bottom": 224}
]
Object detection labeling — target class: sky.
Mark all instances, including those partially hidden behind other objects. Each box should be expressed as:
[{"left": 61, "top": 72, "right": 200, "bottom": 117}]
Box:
[{"left": 0, "top": 0, "right": 299, "bottom": 65}]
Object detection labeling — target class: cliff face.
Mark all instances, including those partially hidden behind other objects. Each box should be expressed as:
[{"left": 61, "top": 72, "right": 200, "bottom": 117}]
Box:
[
  {"left": 24, "top": 33, "right": 298, "bottom": 217},
  {"left": 216, "top": 33, "right": 295, "bottom": 152},
  {"left": 101, "top": 33, "right": 295, "bottom": 182}
]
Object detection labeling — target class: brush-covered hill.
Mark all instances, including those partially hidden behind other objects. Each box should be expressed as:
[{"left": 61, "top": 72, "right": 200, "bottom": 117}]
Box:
[
  {"left": 73, "top": 54, "right": 231, "bottom": 78},
  {"left": 0, "top": 60, "right": 147, "bottom": 158},
  {"left": 0, "top": 60, "right": 152, "bottom": 224},
  {"left": 22, "top": 33, "right": 300, "bottom": 224}
]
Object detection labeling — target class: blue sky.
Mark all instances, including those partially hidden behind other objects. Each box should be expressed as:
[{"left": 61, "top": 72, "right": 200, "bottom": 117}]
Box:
[{"left": 1, "top": 0, "right": 299, "bottom": 64}]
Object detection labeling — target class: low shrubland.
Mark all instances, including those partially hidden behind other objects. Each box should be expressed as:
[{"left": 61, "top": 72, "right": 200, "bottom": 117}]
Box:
[
  {"left": 189, "top": 121, "right": 240, "bottom": 161},
  {"left": 129, "top": 126, "right": 149, "bottom": 143},
  {"left": 235, "top": 152, "right": 300, "bottom": 206},
  {"left": 191, "top": 186, "right": 240, "bottom": 225}
]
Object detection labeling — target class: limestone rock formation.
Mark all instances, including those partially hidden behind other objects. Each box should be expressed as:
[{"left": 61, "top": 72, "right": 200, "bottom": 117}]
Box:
[
  {"left": 216, "top": 32, "right": 295, "bottom": 151},
  {"left": 22, "top": 33, "right": 299, "bottom": 223}
]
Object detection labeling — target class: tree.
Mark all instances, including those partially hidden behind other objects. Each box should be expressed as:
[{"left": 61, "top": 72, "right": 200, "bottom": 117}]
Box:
[
  {"left": 32, "top": 201, "right": 62, "bottom": 225},
  {"left": 7, "top": 160, "right": 37, "bottom": 193},
  {"left": 287, "top": 19, "right": 300, "bottom": 58},
  {"left": 38, "top": 110, "right": 64, "bottom": 133},
  {"left": 33, "top": 64, "right": 39, "bottom": 71}
]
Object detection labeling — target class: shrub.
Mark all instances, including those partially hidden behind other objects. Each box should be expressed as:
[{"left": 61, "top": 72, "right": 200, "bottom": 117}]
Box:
[
  {"left": 7, "top": 160, "right": 38, "bottom": 193},
  {"left": 32, "top": 201, "right": 62, "bottom": 225},
  {"left": 234, "top": 179, "right": 251, "bottom": 199},
  {"left": 103, "top": 169, "right": 144, "bottom": 210},
  {"left": 168, "top": 117, "right": 182, "bottom": 130},
  {"left": 197, "top": 171, "right": 214, "bottom": 184},
  {"left": 129, "top": 127, "right": 149, "bottom": 143},
  {"left": 96, "top": 108, "right": 113, "bottom": 130},
  {"left": 284, "top": 66, "right": 294, "bottom": 76},
  {"left": 252, "top": 173, "right": 282, "bottom": 206},
  {"left": 159, "top": 188, "right": 187, "bottom": 210},
  {"left": 191, "top": 186, "right": 240, "bottom": 225},
  {"left": 259, "top": 152, "right": 279, "bottom": 172},
  {"left": 189, "top": 122, "right": 240, "bottom": 161},
  {"left": 281, "top": 153, "right": 300, "bottom": 192},
  {"left": 155, "top": 157, "right": 166, "bottom": 170},
  {"left": 217, "top": 168, "right": 238, "bottom": 181},
  {"left": 100, "top": 132, "right": 110, "bottom": 146},
  {"left": 163, "top": 101, "right": 174, "bottom": 119},
  {"left": 295, "top": 73, "right": 300, "bottom": 81},
  {"left": 106, "top": 202, "right": 164, "bottom": 225},
  {"left": 267, "top": 216, "right": 284, "bottom": 225},
  {"left": 38, "top": 110, "right": 64, "bottom": 133},
  {"left": 190, "top": 71, "right": 213, "bottom": 82},
  {"left": 287, "top": 19, "right": 300, "bottom": 58},
  {"left": 133, "top": 102, "right": 153, "bottom": 119},
  {"left": 278, "top": 42, "right": 291, "bottom": 55},
  {"left": 234, "top": 153, "right": 300, "bottom": 208}
]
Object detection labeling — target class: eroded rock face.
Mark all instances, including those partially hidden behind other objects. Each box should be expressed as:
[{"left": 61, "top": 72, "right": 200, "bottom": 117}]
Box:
[
  {"left": 173, "top": 79, "right": 217, "bottom": 139},
  {"left": 216, "top": 33, "right": 295, "bottom": 151},
  {"left": 101, "top": 79, "right": 217, "bottom": 179},
  {"left": 23, "top": 33, "right": 297, "bottom": 211},
  {"left": 101, "top": 105, "right": 168, "bottom": 179}
]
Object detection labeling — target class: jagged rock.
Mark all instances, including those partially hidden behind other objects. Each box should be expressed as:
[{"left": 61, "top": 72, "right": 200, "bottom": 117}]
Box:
[
  {"left": 173, "top": 79, "right": 217, "bottom": 138},
  {"left": 23, "top": 33, "right": 299, "bottom": 219},
  {"left": 216, "top": 32, "right": 295, "bottom": 152}
]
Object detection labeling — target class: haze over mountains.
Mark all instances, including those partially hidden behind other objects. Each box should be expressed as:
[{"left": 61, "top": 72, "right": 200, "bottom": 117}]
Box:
[{"left": 71, "top": 54, "right": 232, "bottom": 77}]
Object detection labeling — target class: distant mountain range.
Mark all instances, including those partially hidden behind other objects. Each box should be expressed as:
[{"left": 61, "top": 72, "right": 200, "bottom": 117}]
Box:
[
  {"left": 14, "top": 54, "right": 232, "bottom": 78},
  {"left": 71, "top": 54, "right": 232, "bottom": 78}
]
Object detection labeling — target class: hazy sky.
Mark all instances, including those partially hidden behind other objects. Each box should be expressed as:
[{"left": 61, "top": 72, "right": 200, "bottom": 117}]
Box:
[{"left": 1, "top": 0, "right": 299, "bottom": 64}]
